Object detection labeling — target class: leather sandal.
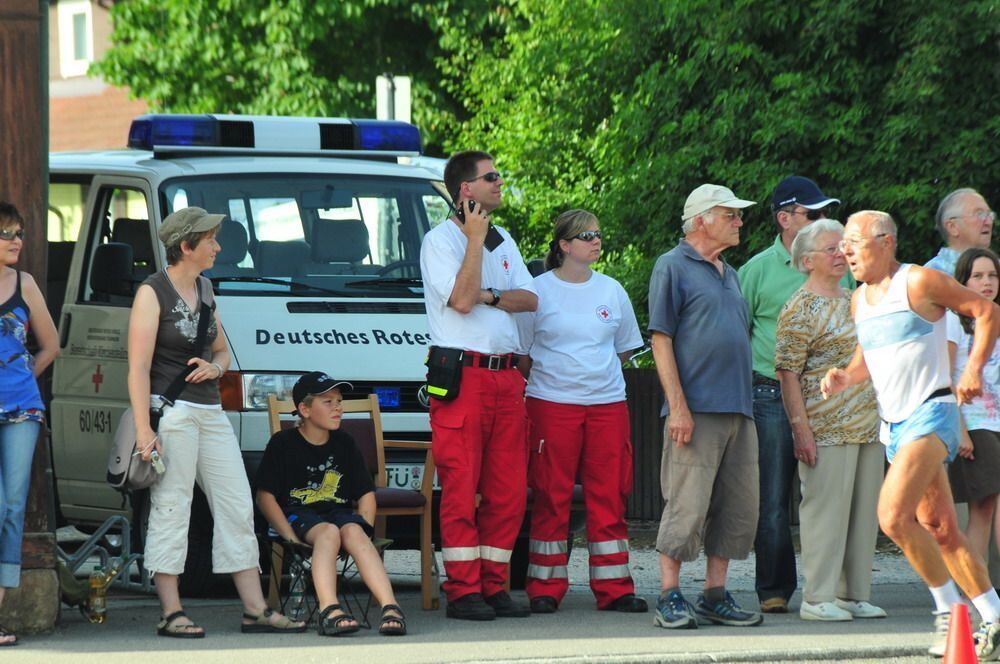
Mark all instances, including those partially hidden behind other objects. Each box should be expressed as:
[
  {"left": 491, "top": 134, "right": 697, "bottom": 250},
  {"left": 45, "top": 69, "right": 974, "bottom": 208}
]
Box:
[
  {"left": 379, "top": 603, "right": 407, "bottom": 636},
  {"left": 317, "top": 604, "right": 360, "bottom": 636},
  {"left": 241, "top": 607, "right": 307, "bottom": 633},
  {"left": 0, "top": 624, "right": 17, "bottom": 646},
  {"left": 157, "top": 610, "right": 205, "bottom": 639}
]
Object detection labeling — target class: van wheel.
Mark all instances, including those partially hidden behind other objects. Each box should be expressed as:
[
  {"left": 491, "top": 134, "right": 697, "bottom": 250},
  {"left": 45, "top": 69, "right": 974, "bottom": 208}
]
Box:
[{"left": 131, "top": 487, "right": 215, "bottom": 597}]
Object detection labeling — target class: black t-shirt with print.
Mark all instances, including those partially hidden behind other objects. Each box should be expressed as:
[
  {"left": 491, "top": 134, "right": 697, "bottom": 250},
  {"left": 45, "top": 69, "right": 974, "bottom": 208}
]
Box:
[{"left": 255, "top": 427, "right": 375, "bottom": 514}]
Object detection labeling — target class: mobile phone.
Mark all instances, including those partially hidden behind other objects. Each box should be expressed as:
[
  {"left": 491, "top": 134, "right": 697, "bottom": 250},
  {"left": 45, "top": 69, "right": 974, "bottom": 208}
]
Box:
[
  {"left": 455, "top": 200, "right": 504, "bottom": 251},
  {"left": 455, "top": 199, "right": 477, "bottom": 224}
]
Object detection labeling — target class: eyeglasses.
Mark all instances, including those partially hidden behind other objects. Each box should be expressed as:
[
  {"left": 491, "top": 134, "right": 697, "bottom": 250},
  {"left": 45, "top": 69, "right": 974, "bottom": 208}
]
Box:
[
  {"left": 950, "top": 210, "right": 996, "bottom": 224},
  {"left": 465, "top": 171, "right": 502, "bottom": 184},
  {"left": 710, "top": 210, "right": 743, "bottom": 222},
  {"left": 0, "top": 228, "right": 24, "bottom": 241},
  {"left": 571, "top": 230, "right": 603, "bottom": 242},
  {"left": 786, "top": 207, "right": 827, "bottom": 221},
  {"left": 837, "top": 233, "right": 888, "bottom": 252},
  {"left": 810, "top": 245, "right": 842, "bottom": 256}
]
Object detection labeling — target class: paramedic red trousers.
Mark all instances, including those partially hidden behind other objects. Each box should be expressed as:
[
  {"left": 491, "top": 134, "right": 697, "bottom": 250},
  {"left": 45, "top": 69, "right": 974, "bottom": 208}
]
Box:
[
  {"left": 525, "top": 397, "right": 634, "bottom": 608},
  {"left": 430, "top": 362, "right": 528, "bottom": 601}
]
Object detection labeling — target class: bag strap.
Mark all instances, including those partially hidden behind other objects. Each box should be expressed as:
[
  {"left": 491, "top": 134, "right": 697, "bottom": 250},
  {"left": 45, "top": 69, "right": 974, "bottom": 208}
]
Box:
[{"left": 160, "top": 293, "right": 213, "bottom": 407}]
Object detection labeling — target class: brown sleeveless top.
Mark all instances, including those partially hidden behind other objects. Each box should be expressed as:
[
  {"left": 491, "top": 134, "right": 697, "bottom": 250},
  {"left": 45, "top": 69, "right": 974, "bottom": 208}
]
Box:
[{"left": 143, "top": 270, "right": 220, "bottom": 405}]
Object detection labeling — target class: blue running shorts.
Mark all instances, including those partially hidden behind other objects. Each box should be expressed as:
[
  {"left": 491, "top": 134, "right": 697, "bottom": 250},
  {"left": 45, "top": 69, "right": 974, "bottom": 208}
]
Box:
[{"left": 886, "top": 399, "right": 960, "bottom": 464}]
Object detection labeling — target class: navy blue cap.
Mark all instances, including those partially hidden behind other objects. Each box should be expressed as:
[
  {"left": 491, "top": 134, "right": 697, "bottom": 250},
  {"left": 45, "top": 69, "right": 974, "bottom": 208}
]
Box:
[
  {"left": 771, "top": 176, "right": 840, "bottom": 211},
  {"left": 292, "top": 372, "right": 353, "bottom": 408}
]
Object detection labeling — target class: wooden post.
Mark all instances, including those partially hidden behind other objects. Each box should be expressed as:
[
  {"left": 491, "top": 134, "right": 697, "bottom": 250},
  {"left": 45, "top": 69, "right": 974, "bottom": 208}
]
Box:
[{"left": 0, "top": 0, "right": 59, "bottom": 633}]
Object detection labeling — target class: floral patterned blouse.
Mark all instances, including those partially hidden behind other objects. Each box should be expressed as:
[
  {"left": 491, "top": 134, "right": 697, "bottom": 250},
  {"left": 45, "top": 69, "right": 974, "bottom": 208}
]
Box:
[{"left": 774, "top": 287, "right": 878, "bottom": 446}]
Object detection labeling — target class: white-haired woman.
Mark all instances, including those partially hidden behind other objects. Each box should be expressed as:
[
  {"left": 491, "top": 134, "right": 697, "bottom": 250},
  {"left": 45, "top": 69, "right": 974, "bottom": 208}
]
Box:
[
  {"left": 128, "top": 207, "right": 305, "bottom": 637},
  {"left": 516, "top": 209, "right": 645, "bottom": 614},
  {"left": 774, "top": 219, "right": 885, "bottom": 622}
]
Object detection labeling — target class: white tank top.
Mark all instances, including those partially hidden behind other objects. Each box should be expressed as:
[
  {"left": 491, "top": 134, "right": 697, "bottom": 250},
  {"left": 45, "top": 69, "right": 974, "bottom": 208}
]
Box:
[{"left": 854, "top": 263, "right": 953, "bottom": 423}]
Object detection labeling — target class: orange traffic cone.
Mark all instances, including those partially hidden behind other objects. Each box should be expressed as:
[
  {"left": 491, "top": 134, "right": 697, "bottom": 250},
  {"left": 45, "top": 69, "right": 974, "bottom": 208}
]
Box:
[{"left": 943, "top": 602, "right": 977, "bottom": 664}]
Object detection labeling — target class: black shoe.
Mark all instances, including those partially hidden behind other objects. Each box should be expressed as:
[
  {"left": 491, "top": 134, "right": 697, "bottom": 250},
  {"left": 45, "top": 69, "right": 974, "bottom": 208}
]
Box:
[
  {"left": 530, "top": 596, "right": 558, "bottom": 614},
  {"left": 484, "top": 591, "right": 531, "bottom": 618},
  {"left": 446, "top": 593, "right": 496, "bottom": 621},
  {"left": 602, "top": 593, "right": 649, "bottom": 613}
]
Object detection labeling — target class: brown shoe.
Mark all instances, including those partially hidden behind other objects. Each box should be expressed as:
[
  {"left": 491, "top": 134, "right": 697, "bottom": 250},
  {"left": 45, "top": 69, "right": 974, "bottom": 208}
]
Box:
[{"left": 760, "top": 597, "right": 789, "bottom": 614}]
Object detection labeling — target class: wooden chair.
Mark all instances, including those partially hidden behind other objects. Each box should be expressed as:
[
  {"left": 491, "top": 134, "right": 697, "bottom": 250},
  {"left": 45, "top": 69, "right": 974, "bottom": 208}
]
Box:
[{"left": 265, "top": 394, "right": 440, "bottom": 610}]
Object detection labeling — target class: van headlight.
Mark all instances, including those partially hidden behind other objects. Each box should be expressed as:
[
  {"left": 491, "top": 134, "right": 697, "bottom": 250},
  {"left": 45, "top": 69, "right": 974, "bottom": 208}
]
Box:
[{"left": 241, "top": 373, "right": 301, "bottom": 410}]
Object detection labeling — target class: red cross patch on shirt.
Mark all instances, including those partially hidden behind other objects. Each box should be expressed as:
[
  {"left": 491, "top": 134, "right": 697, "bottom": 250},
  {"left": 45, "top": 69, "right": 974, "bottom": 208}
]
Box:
[{"left": 595, "top": 305, "right": 612, "bottom": 322}]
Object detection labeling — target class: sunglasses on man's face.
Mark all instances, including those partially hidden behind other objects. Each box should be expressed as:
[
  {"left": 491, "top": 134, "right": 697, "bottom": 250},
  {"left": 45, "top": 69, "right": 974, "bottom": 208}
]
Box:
[
  {"left": 571, "top": 230, "right": 603, "bottom": 242},
  {"left": 0, "top": 228, "right": 24, "bottom": 241},
  {"left": 787, "top": 207, "right": 829, "bottom": 221},
  {"left": 465, "top": 171, "right": 502, "bottom": 184}
]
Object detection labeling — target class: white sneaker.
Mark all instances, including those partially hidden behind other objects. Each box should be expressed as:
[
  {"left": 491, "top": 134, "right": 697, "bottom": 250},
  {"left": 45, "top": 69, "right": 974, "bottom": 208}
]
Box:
[
  {"left": 835, "top": 599, "right": 887, "bottom": 619},
  {"left": 800, "top": 601, "right": 854, "bottom": 622},
  {"left": 974, "top": 620, "right": 1000, "bottom": 661},
  {"left": 928, "top": 611, "right": 949, "bottom": 657}
]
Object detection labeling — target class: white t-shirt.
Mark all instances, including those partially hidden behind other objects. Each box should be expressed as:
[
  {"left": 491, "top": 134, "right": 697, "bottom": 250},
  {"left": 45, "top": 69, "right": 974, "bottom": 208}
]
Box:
[
  {"left": 516, "top": 270, "right": 642, "bottom": 405},
  {"left": 420, "top": 219, "right": 535, "bottom": 354},
  {"left": 946, "top": 310, "right": 1000, "bottom": 432}
]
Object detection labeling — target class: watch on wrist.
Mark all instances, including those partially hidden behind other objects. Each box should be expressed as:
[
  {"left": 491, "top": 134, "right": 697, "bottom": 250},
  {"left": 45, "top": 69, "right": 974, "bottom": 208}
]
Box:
[{"left": 487, "top": 288, "right": 501, "bottom": 306}]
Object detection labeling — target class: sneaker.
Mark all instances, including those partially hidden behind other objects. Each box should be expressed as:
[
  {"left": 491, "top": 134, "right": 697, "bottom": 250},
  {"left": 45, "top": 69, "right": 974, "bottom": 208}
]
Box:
[
  {"left": 928, "top": 611, "right": 949, "bottom": 657},
  {"left": 974, "top": 620, "right": 1000, "bottom": 661},
  {"left": 695, "top": 591, "right": 764, "bottom": 627},
  {"left": 834, "top": 599, "right": 887, "bottom": 619},
  {"left": 759, "top": 597, "right": 789, "bottom": 614},
  {"left": 800, "top": 600, "right": 853, "bottom": 622},
  {"left": 484, "top": 591, "right": 531, "bottom": 618},
  {"left": 446, "top": 593, "right": 496, "bottom": 621},
  {"left": 653, "top": 590, "right": 697, "bottom": 629}
]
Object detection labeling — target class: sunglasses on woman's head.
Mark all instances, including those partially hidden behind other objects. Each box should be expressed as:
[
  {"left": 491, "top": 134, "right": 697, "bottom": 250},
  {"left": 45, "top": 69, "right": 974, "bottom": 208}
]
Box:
[
  {"left": 0, "top": 228, "right": 24, "bottom": 241},
  {"left": 571, "top": 230, "right": 603, "bottom": 241}
]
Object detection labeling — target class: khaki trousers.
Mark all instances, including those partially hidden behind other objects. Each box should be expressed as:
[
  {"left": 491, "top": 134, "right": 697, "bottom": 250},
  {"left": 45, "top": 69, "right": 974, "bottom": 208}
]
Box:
[{"left": 798, "top": 442, "right": 884, "bottom": 603}]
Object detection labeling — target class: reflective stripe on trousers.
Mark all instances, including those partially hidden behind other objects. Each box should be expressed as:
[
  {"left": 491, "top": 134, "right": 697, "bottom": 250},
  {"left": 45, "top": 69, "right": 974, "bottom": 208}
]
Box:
[
  {"left": 528, "top": 563, "right": 569, "bottom": 580},
  {"left": 590, "top": 564, "right": 631, "bottom": 580},
  {"left": 529, "top": 539, "right": 568, "bottom": 556},
  {"left": 442, "top": 546, "right": 480, "bottom": 562},
  {"left": 588, "top": 539, "right": 628, "bottom": 556}
]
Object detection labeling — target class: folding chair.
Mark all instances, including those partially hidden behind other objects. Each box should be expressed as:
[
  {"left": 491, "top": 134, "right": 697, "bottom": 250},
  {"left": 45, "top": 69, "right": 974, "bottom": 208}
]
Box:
[{"left": 265, "top": 394, "right": 440, "bottom": 612}]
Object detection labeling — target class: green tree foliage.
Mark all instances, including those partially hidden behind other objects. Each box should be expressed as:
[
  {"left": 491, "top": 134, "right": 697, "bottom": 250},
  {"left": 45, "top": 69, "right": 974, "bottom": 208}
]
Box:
[
  {"left": 453, "top": 0, "right": 1000, "bottom": 323},
  {"left": 93, "top": 0, "right": 515, "bottom": 152}
]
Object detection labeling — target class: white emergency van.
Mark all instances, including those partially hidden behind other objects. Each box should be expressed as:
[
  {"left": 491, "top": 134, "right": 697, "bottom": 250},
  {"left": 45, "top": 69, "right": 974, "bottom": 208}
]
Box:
[{"left": 47, "top": 114, "right": 449, "bottom": 591}]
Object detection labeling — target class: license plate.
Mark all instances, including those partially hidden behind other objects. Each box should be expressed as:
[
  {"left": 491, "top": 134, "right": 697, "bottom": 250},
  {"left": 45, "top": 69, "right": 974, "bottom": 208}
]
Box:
[
  {"left": 374, "top": 387, "right": 401, "bottom": 408},
  {"left": 385, "top": 463, "right": 439, "bottom": 491}
]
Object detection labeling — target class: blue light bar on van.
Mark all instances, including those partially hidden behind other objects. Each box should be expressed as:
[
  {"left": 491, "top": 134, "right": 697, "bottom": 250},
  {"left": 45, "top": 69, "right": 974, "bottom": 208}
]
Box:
[{"left": 127, "top": 114, "right": 422, "bottom": 154}]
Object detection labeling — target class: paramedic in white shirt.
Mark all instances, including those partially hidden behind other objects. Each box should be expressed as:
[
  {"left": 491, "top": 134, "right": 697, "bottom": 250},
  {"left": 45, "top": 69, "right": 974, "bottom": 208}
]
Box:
[{"left": 515, "top": 209, "right": 646, "bottom": 615}]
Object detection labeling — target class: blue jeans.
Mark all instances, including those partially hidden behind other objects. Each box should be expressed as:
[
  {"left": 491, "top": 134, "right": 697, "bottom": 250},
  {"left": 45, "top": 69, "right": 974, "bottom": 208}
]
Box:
[
  {"left": 751, "top": 383, "right": 797, "bottom": 602},
  {"left": 0, "top": 420, "right": 40, "bottom": 588}
]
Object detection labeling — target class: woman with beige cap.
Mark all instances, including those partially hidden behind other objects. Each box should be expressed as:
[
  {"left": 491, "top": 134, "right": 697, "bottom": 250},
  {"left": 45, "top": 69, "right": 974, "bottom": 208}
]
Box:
[{"left": 127, "top": 207, "right": 305, "bottom": 637}]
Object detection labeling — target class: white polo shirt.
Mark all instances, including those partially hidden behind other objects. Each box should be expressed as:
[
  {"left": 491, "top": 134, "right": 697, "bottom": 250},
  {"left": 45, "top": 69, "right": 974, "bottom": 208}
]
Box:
[
  {"left": 516, "top": 270, "right": 642, "bottom": 405},
  {"left": 420, "top": 218, "right": 535, "bottom": 354}
]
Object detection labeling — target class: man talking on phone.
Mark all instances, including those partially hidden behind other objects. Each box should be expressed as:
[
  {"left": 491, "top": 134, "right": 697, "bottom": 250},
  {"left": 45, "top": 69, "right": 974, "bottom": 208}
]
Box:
[{"left": 419, "top": 150, "right": 538, "bottom": 620}]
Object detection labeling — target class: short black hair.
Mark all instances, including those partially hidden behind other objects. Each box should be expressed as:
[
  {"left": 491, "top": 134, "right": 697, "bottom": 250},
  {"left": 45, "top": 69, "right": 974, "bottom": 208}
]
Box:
[
  {"left": 0, "top": 201, "right": 24, "bottom": 229},
  {"left": 444, "top": 150, "right": 493, "bottom": 202}
]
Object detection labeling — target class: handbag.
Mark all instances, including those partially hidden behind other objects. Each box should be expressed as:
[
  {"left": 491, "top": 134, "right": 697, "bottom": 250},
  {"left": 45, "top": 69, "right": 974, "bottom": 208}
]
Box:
[{"left": 107, "top": 296, "right": 213, "bottom": 492}]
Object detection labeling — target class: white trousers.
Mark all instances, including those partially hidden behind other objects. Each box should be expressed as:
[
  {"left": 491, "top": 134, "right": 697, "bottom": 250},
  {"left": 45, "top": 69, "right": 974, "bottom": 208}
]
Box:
[{"left": 143, "top": 404, "right": 259, "bottom": 575}]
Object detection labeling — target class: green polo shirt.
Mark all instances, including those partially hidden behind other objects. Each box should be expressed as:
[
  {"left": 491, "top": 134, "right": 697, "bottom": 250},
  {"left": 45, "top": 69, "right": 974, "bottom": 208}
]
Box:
[{"left": 737, "top": 235, "right": 855, "bottom": 379}]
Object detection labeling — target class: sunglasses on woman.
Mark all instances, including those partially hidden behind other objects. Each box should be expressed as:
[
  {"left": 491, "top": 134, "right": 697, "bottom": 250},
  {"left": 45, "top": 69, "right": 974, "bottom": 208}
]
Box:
[
  {"left": 571, "top": 230, "right": 603, "bottom": 242},
  {"left": 0, "top": 228, "right": 24, "bottom": 241}
]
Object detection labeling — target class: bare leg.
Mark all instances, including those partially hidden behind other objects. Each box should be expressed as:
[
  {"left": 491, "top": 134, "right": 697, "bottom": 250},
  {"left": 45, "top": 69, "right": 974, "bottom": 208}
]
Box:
[
  {"left": 966, "top": 494, "right": 997, "bottom": 562},
  {"left": 305, "top": 523, "right": 358, "bottom": 629},
  {"left": 341, "top": 524, "right": 401, "bottom": 629},
  {"left": 153, "top": 573, "right": 203, "bottom": 635},
  {"left": 659, "top": 553, "right": 681, "bottom": 591},
  {"left": 705, "top": 556, "right": 729, "bottom": 590},
  {"left": 879, "top": 437, "right": 992, "bottom": 597}
]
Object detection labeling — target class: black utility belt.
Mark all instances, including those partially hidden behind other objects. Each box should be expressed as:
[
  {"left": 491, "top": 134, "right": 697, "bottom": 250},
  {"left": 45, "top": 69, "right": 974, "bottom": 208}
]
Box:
[
  {"left": 426, "top": 347, "right": 518, "bottom": 402},
  {"left": 462, "top": 352, "right": 517, "bottom": 371}
]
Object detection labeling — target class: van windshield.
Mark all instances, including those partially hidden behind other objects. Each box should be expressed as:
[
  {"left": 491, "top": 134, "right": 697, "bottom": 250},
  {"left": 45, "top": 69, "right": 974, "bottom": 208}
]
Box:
[{"left": 160, "top": 174, "right": 451, "bottom": 298}]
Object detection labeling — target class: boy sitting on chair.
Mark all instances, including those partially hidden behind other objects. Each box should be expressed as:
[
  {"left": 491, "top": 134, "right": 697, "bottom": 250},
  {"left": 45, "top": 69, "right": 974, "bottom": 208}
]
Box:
[{"left": 255, "top": 371, "right": 406, "bottom": 637}]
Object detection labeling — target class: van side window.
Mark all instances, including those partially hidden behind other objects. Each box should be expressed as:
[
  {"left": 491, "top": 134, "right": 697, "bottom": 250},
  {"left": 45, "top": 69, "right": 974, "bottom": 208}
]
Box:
[
  {"left": 48, "top": 177, "right": 91, "bottom": 320},
  {"left": 81, "top": 186, "right": 152, "bottom": 305}
]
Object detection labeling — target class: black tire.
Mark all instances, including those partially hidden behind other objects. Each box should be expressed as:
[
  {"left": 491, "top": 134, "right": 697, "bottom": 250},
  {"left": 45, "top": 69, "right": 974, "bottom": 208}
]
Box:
[{"left": 131, "top": 486, "right": 215, "bottom": 597}]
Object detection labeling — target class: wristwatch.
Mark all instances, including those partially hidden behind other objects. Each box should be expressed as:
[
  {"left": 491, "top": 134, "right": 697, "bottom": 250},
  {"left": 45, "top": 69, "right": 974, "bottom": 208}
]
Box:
[{"left": 486, "top": 288, "right": 501, "bottom": 306}]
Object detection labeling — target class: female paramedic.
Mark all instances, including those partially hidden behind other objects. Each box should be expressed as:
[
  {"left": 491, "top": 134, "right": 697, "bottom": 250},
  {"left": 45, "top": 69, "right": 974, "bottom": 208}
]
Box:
[
  {"left": 516, "top": 209, "right": 646, "bottom": 614},
  {"left": 127, "top": 207, "right": 305, "bottom": 637},
  {"left": 0, "top": 202, "right": 59, "bottom": 647}
]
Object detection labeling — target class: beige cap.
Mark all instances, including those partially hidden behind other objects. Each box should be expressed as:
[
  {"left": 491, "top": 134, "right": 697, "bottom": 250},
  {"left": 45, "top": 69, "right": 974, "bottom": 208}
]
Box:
[
  {"left": 682, "top": 184, "right": 756, "bottom": 221},
  {"left": 158, "top": 207, "right": 224, "bottom": 246}
]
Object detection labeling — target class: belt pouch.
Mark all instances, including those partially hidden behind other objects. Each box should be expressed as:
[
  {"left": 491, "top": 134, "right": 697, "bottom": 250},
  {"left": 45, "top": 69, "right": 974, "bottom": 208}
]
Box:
[{"left": 426, "top": 346, "right": 464, "bottom": 401}]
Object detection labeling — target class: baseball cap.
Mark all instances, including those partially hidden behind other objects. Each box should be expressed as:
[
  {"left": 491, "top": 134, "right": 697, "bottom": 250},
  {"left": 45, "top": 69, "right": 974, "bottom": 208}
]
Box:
[
  {"left": 682, "top": 184, "right": 756, "bottom": 221},
  {"left": 771, "top": 176, "right": 840, "bottom": 211},
  {"left": 292, "top": 371, "right": 354, "bottom": 409},
  {"left": 158, "top": 207, "right": 225, "bottom": 246}
]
